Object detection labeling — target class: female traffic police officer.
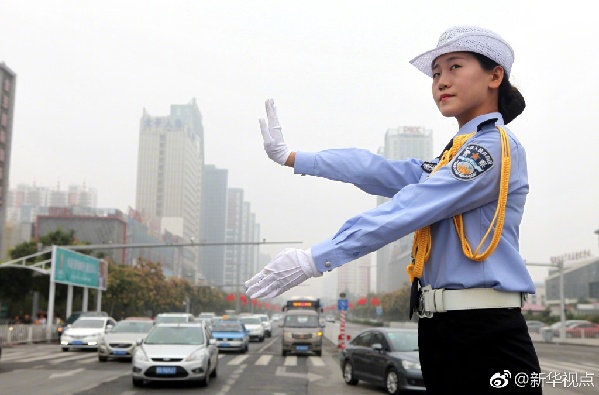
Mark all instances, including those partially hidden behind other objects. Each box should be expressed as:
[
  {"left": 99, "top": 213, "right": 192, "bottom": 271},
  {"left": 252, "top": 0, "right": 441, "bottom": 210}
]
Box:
[{"left": 246, "top": 25, "right": 542, "bottom": 394}]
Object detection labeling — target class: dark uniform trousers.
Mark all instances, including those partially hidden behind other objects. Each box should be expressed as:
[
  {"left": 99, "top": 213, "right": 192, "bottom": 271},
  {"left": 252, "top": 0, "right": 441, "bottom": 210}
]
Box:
[{"left": 418, "top": 308, "right": 543, "bottom": 394}]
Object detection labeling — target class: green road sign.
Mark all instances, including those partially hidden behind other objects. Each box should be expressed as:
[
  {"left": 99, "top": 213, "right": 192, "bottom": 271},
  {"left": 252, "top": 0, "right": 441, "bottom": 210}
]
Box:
[{"left": 51, "top": 246, "right": 103, "bottom": 289}]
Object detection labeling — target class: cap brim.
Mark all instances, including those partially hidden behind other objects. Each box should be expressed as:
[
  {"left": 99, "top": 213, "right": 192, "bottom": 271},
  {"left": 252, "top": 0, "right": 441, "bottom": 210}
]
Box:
[{"left": 409, "top": 32, "right": 513, "bottom": 77}]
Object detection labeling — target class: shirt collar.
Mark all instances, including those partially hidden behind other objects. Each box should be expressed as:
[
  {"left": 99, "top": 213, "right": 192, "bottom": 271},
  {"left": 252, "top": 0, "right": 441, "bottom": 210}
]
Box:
[{"left": 456, "top": 112, "right": 504, "bottom": 136}]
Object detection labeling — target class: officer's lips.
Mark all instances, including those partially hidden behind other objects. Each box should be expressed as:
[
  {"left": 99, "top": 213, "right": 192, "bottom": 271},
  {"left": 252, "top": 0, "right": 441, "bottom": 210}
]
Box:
[{"left": 439, "top": 94, "right": 454, "bottom": 102}]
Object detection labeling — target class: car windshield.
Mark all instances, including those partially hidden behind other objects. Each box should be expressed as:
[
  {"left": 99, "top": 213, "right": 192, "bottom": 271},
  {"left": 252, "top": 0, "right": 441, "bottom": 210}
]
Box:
[
  {"left": 259, "top": 316, "right": 268, "bottom": 322},
  {"left": 387, "top": 331, "right": 419, "bottom": 352},
  {"left": 144, "top": 327, "right": 205, "bottom": 345},
  {"left": 239, "top": 317, "right": 261, "bottom": 326},
  {"left": 155, "top": 316, "right": 188, "bottom": 324},
  {"left": 283, "top": 314, "right": 320, "bottom": 328},
  {"left": 72, "top": 319, "right": 105, "bottom": 329},
  {"left": 213, "top": 322, "right": 243, "bottom": 332},
  {"left": 111, "top": 321, "right": 153, "bottom": 333}
]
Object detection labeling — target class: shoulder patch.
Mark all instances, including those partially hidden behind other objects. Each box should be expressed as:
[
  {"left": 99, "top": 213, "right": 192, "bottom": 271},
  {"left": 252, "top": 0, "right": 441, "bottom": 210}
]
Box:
[
  {"left": 421, "top": 161, "right": 436, "bottom": 174},
  {"left": 451, "top": 144, "right": 494, "bottom": 181}
]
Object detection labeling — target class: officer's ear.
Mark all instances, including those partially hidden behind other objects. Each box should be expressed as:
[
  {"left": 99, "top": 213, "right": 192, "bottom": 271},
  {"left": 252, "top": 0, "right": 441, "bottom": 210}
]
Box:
[{"left": 489, "top": 66, "right": 504, "bottom": 89}]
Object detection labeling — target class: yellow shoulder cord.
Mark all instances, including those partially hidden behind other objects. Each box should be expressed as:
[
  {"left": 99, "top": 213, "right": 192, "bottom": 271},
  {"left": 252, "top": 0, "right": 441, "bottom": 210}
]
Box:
[{"left": 406, "top": 126, "right": 511, "bottom": 282}]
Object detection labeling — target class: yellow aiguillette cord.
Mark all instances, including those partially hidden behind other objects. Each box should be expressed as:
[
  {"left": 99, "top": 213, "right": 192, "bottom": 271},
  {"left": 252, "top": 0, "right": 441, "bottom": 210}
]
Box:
[{"left": 406, "top": 126, "right": 511, "bottom": 282}]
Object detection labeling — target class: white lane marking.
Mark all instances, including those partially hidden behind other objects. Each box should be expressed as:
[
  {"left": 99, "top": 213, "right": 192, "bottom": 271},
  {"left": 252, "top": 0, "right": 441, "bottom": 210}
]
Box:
[
  {"left": 284, "top": 355, "right": 297, "bottom": 366},
  {"left": 257, "top": 337, "right": 278, "bottom": 353},
  {"left": 276, "top": 366, "right": 322, "bottom": 382},
  {"left": 309, "top": 356, "right": 325, "bottom": 366},
  {"left": 227, "top": 354, "right": 250, "bottom": 365},
  {"left": 255, "top": 354, "right": 272, "bottom": 366},
  {"left": 49, "top": 353, "right": 95, "bottom": 364},
  {"left": 49, "top": 368, "right": 84, "bottom": 379}
]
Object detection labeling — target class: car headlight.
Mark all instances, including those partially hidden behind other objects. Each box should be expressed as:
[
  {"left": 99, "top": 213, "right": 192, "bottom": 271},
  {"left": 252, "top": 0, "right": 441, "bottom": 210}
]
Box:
[
  {"left": 185, "top": 350, "right": 207, "bottom": 362},
  {"left": 134, "top": 348, "right": 149, "bottom": 362},
  {"left": 401, "top": 359, "right": 421, "bottom": 370},
  {"left": 315, "top": 331, "right": 323, "bottom": 337}
]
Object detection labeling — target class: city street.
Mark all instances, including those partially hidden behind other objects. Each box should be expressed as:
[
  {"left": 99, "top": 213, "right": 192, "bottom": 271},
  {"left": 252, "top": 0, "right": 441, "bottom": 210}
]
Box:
[{"left": 0, "top": 322, "right": 597, "bottom": 395}]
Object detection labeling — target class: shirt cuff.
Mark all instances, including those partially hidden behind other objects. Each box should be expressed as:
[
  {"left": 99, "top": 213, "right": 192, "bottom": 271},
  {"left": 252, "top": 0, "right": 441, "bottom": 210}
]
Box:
[
  {"left": 294, "top": 151, "right": 317, "bottom": 175},
  {"left": 310, "top": 238, "right": 344, "bottom": 273}
]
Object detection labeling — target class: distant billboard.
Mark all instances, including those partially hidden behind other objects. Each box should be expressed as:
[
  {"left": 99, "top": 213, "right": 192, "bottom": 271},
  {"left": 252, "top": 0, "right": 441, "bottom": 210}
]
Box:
[{"left": 51, "top": 246, "right": 107, "bottom": 290}]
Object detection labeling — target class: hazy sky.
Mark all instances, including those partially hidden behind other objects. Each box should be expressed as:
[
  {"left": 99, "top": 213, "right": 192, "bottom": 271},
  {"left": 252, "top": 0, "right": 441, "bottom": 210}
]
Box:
[{"left": 2, "top": 1, "right": 598, "bottom": 301}]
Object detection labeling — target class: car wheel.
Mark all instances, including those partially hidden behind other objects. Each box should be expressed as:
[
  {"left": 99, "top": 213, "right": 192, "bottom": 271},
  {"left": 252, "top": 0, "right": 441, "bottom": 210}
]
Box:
[
  {"left": 132, "top": 378, "right": 144, "bottom": 387},
  {"left": 260, "top": 336, "right": 265, "bottom": 342},
  {"left": 210, "top": 360, "right": 218, "bottom": 378},
  {"left": 315, "top": 350, "right": 322, "bottom": 357},
  {"left": 98, "top": 355, "right": 108, "bottom": 362},
  {"left": 385, "top": 368, "right": 400, "bottom": 395},
  {"left": 343, "top": 360, "right": 359, "bottom": 385},
  {"left": 199, "top": 364, "right": 210, "bottom": 387},
  {"left": 282, "top": 350, "right": 288, "bottom": 357},
  {"left": 61, "top": 347, "right": 69, "bottom": 352}
]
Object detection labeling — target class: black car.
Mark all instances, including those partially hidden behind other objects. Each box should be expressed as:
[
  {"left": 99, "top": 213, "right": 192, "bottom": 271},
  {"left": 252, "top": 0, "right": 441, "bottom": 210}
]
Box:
[{"left": 340, "top": 327, "right": 426, "bottom": 394}]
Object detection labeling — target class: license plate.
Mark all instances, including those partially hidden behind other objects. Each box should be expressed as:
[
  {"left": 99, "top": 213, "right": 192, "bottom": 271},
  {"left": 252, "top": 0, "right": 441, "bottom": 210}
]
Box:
[
  {"left": 72, "top": 341, "right": 84, "bottom": 345},
  {"left": 220, "top": 343, "right": 230, "bottom": 347},
  {"left": 156, "top": 366, "right": 177, "bottom": 375},
  {"left": 296, "top": 345, "right": 309, "bottom": 351},
  {"left": 113, "top": 350, "right": 127, "bottom": 355}
]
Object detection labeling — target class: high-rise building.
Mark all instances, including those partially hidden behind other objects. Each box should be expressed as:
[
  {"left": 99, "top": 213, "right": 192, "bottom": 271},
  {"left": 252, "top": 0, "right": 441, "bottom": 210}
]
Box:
[
  {"left": 224, "top": 188, "right": 244, "bottom": 292},
  {"left": 375, "top": 126, "right": 433, "bottom": 293},
  {"left": 0, "top": 63, "right": 16, "bottom": 260},
  {"left": 135, "top": 99, "right": 204, "bottom": 279},
  {"left": 337, "top": 254, "right": 371, "bottom": 300},
  {"left": 223, "top": 188, "right": 260, "bottom": 296},
  {"left": 200, "top": 164, "right": 229, "bottom": 285}
]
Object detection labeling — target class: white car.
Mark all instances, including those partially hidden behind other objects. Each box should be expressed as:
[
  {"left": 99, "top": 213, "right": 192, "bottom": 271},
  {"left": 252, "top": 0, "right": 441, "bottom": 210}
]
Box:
[
  {"left": 254, "top": 314, "right": 272, "bottom": 337},
  {"left": 60, "top": 316, "right": 117, "bottom": 351},
  {"left": 154, "top": 313, "right": 195, "bottom": 324},
  {"left": 132, "top": 323, "right": 218, "bottom": 387},
  {"left": 98, "top": 319, "right": 154, "bottom": 362},
  {"left": 238, "top": 315, "right": 265, "bottom": 342}
]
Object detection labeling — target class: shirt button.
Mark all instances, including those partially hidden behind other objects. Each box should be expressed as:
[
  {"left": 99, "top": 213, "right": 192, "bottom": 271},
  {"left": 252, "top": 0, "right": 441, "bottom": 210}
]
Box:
[{"left": 325, "top": 261, "right": 331, "bottom": 268}]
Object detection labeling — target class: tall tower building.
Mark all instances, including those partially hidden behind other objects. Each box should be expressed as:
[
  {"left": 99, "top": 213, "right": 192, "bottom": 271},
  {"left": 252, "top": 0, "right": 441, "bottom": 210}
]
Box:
[
  {"left": 224, "top": 188, "right": 244, "bottom": 292},
  {"left": 375, "top": 126, "right": 433, "bottom": 293},
  {"left": 337, "top": 254, "right": 371, "bottom": 300},
  {"left": 0, "top": 63, "right": 16, "bottom": 260},
  {"left": 223, "top": 188, "right": 260, "bottom": 297},
  {"left": 200, "top": 164, "right": 228, "bottom": 285},
  {"left": 135, "top": 99, "right": 204, "bottom": 278}
]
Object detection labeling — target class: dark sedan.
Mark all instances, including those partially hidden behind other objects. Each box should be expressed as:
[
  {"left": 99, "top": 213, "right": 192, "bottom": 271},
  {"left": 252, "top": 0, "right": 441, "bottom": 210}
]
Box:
[{"left": 340, "top": 327, "right": 425, "bottom": 394}]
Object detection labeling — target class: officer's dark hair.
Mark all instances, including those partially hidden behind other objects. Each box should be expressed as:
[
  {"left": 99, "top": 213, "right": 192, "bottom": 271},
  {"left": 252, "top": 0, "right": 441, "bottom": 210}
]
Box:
[{"left": 471, "top": 52, "right": 525, "bottom": 124}]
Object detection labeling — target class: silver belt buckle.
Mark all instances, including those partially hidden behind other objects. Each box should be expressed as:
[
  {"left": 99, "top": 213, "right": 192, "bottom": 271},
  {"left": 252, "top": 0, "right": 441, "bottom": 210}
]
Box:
[{"left": 418, "top": 285, "right": 433, "bottom": 318}]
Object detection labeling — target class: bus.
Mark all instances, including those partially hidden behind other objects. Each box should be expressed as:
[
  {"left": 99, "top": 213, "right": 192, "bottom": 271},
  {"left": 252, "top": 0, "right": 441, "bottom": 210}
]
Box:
[{"left": 283, "top": 296, "right": 323, "bottom": 314}]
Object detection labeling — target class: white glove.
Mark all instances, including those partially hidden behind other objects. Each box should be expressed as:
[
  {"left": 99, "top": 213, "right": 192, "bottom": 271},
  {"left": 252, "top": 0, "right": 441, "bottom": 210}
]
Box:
[
  {"left": 259, "top": 98, "right": 291, "bottom": 165},
  {"left": 245, "top": 248, "right": 323, "bottom": 299}
]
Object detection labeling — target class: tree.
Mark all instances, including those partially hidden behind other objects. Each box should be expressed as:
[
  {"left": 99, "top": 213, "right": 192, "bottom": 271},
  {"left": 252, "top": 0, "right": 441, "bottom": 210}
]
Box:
[
  {"left": 1, "top": 229, "right": 86, "bottom": 317},
  {"left": 380, "top": 285, "right": 412, "bottom": 322}
]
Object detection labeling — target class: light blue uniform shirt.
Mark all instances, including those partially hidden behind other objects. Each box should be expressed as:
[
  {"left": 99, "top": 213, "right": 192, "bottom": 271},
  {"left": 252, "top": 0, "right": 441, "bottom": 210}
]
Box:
[{"left": 294, "top": 113, "right": 535, "bottom": 293}]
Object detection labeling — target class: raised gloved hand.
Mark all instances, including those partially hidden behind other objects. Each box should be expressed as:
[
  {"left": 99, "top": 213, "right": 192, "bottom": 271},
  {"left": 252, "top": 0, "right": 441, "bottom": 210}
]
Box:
[
  {"left": 245, "top": 248, "right": 323, "bottom": 299},
  {"left": 259, "top": 98, "right": 291, "bottom": 165}
]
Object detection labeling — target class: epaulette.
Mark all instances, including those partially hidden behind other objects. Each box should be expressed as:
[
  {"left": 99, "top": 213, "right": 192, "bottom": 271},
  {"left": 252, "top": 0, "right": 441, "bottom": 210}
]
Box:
[{"left": 477, "top": 118, "right": 498, "bottom": 132}]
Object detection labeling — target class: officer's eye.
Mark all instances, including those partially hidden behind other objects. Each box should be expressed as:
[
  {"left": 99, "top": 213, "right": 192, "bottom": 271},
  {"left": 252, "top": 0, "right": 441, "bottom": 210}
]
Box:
[
  {"left": 450, "top": 64, "right": 461, "bottom": 71},
  {"left": 432, "top": 71, "right": 440, "bottom": 79}
]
